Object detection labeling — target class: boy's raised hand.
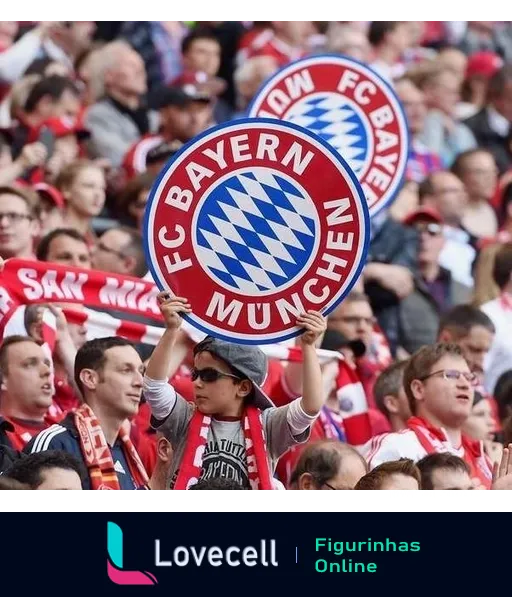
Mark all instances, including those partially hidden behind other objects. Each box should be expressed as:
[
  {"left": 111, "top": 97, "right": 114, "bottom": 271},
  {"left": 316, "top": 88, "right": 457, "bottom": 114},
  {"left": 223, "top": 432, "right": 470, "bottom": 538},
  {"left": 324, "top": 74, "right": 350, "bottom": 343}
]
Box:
[
  {"left": 157, "top": 292, "right": 191, "bottom": 331},
  {"left": 297, "top": 311, "right": 327, "bottom": 346}
]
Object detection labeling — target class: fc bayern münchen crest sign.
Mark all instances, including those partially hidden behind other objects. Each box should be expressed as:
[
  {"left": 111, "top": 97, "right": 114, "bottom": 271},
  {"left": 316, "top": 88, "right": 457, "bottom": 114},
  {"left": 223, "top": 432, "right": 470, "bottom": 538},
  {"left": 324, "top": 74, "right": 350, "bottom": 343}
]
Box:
[
  {"left": 249, "top": 55, "right": 409, "bottom": 217},
  {"left": 144, "top": 118, "right": 370, "bottom": 344}
]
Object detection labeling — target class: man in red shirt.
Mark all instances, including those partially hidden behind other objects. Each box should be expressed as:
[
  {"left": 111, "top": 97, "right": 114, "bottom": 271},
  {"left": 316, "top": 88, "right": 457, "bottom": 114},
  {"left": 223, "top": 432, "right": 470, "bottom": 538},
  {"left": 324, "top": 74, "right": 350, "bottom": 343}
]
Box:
[
  {"left": 0, "top": 335, "right": 55, "bottom": 450},
  {"left": 362, "top": 342, "right": 493, "bottom": 488}
]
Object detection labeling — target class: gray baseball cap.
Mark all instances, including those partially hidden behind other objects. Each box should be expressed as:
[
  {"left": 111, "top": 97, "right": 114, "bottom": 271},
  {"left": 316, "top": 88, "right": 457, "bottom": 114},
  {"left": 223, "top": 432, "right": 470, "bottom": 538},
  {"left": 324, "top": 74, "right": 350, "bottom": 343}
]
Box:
[{"left": 193, "top": 336, "right": 275, "bottom": 410}]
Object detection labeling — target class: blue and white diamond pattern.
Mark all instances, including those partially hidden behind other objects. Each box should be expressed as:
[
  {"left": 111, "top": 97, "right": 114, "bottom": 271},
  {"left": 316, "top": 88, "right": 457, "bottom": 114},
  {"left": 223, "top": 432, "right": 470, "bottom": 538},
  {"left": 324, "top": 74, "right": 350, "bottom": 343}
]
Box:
[
  {"left": 195, "top": 169, "right": 317, "bottom": 294},
  {"left": 285, "top": 93, "right": 369, "bottom": 175}
]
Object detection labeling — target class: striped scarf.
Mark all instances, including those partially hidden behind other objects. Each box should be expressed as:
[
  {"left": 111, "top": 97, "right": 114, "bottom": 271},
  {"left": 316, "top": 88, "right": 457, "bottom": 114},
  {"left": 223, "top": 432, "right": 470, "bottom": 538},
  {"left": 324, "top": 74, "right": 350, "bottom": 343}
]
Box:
[
  {"left": 74, "top": 404, "right": 149, "bottom": 490},
  {"left": 174, "top": 406, "right": 273, "bottom": 490}
]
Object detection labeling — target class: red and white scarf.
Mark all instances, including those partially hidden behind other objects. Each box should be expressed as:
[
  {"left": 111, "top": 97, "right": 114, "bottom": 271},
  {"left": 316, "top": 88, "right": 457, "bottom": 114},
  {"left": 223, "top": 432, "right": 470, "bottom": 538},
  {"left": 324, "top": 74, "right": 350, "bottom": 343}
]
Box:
[
  {"left": 407, "top": 416, "right": 493, "bottom": 489},
  {"left": 174, "top": 406, "right": 273, "bottom": 490},
  {"left": 74, "top": 403, "right": 149, "bottom": 490},
  {"left": 0, "top": 258, "right": 340, "bottom": 364}
]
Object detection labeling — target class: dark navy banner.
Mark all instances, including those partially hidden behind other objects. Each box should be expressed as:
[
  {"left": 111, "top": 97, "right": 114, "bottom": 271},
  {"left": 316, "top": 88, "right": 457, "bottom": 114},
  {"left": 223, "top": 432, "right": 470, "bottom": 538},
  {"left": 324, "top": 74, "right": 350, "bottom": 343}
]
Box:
[{"left": 0, "top": 513, "right": 500, "bottom": 594}]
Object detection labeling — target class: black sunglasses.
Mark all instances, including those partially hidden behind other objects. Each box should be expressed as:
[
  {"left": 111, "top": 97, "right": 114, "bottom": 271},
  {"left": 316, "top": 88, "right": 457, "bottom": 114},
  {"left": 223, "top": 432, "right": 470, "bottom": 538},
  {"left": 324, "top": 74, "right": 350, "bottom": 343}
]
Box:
[{"left": 191, "top": 367, "right": 241, "bottom": 383}]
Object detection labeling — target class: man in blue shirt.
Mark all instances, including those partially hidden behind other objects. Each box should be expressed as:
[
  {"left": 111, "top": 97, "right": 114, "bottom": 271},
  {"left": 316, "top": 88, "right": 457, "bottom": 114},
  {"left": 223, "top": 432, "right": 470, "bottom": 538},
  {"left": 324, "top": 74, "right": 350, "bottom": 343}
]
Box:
[{"left": 25, "top": 337, "right": 149, "bottom": 490}]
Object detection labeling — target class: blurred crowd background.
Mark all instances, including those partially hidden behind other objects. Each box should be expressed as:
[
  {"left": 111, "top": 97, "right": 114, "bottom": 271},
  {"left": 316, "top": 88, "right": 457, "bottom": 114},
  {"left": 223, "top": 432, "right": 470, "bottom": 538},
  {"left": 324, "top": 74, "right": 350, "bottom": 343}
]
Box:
[{"left": 1, "top": 21, "right": 512, "bottom": 490}]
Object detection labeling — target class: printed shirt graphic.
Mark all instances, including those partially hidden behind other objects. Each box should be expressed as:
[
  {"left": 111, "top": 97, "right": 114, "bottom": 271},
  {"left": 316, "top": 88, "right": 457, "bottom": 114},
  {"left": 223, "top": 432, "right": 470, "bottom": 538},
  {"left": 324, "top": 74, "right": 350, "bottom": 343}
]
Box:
[
  {"left": 180, "top": 420, "right": 248, "bottom": 488},
  {"left": 152, "top": 385, "right": 308, "bottom": 489}
]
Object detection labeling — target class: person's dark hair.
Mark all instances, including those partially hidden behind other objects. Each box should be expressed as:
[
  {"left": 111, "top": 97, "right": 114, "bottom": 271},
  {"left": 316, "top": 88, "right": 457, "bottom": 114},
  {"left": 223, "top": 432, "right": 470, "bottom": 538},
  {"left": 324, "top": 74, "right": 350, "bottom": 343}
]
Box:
[
  {"left": 0, "top": 184, "right": 40, "bottom": 218},
  {"left": 0, "top": 476, "right": 30, "bottom": 490},
  {"left": 487, "top": 65, "right": 512, "bottom": 102},
  {"left": 438, "top": 305, "right": 495, "bottom": 339},
  {"left": 374, "top": 360, "right": 408, "bottom": 418},
  {"left": 74, "top": 336, "right": 136, "bottom": 395},
  {"left": 416, "top": 453, "right": 470, "bottom": 490},
  {"left": 181, "top": 28, "right": 219, "bottom": 56},
  {"left": 368, "top": 22, "right": 401, "bottom": 47},
  {"left": 354, "top": 458, "right": 420, "bottom": 490},
  {"left": 499, "top": 180, "right": 512, "bottom": 226},
  {"left": 451, "top": 149, "right": 495, "bottom": 178},
  {"left": 495, "top": 370, "right": 512, "bottom": 422},
  {"left": 403, "top": 343, "right": 464, "bottom": 414},
  {"left": 343, "top": 291, "right": 371, "bottom": 305},
  {"left": 289, "top": 440, "right": 367, "bottom": 489},
  {"left": 192, "top": 338, "right": 254, "bottom": 403},
  {"left": 24, "top": 57, "right": 57, "bottom": 77},
  {"left": 103, "top": 226, "right": 147, "bottom": 278},
  {"left": 0, "top": 335, "right": 40, "bottom": 383},
  {"left": 116, "top": 172, "right": 155, "bottom": 227},
  {"left": 493, "top": 243, "right": 512, "bottom": 289},
  {"left": 0, "top": 133, "right": 11, "bottom": 155},
  {"left": 4, "top": 450, "right": 85, "bottom": 489},
  {"left": 24, "top": 75, "right": 79, "bottom": 114},
  {"left": 418, "top": 174, "right": 437, "bottom": 202},
  {"left": 189, "top": 477, "right": 248, "bottom": 490},
  {"left": 36, "top": 228, "right": 88, "bottom": 261}
]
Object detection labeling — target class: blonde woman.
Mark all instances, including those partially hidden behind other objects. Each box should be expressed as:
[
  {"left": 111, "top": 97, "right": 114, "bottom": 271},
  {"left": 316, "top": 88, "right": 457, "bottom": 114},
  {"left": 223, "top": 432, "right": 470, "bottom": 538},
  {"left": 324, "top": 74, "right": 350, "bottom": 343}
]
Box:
[
  {"left": 56, "top": 160, "right": 106, "bottom": 246},
  {"left": 472, "top": 242, "right": 501, "bottom": 307}
]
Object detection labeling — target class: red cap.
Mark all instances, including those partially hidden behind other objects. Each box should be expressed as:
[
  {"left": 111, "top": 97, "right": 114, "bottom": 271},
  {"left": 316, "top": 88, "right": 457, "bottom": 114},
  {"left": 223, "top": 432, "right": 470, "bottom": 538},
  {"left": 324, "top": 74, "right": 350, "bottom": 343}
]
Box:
[
  {"left": 33, "top": 182, "right": 65, "bottom": 209},
  {"left": 466, "top": 51, "right": 503, "bottom": 79},
  {"left": 403, "top": 206, "right": 443, "bottom": 226},
  {"left": 29, "top": 116, "right": 90, "bottom": 143}
]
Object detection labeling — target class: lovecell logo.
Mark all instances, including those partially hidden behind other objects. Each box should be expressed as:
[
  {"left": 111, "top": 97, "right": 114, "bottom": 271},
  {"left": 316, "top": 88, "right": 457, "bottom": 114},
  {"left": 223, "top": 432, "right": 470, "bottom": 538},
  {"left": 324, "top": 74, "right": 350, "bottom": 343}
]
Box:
[{"left": 107, "top": 522, "right": 158, "bottom": 585}]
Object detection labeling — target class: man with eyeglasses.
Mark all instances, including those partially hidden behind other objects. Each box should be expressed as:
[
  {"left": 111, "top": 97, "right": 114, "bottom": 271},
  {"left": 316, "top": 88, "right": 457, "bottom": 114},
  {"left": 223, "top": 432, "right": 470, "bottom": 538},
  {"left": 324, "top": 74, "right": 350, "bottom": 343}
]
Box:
[
  {"left": 92, "top": 226, "right": 148, "bottom": 279},
  {"left": 0, "top": 185, "right": 40, "bottom": 260},
  {"left": 400, "top": 207, "right": 471, "bottom": 354},
  {"left": 362, "top": 343, "right": 493, "bottom": 488}
]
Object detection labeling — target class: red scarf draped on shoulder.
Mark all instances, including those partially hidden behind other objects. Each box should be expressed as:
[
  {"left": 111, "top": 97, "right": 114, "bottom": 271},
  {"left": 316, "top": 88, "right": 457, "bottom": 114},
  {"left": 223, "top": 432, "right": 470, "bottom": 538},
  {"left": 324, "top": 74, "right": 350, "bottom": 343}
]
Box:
[
  {"left": 407, "top": 417, "right": 493, "bottom": 489},
  {"left": 74, "top": 404, "right": 149, "bottom": 490},
  {"left": 174, "top": 405, "right": 273, "bottom": 490}
]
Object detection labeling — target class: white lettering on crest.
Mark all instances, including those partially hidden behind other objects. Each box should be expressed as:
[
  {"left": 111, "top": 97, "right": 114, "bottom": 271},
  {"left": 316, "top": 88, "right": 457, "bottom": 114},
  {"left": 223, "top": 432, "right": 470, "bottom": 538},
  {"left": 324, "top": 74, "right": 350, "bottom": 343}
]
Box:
[
  {"left": 284, "top": 69, "right": 315, "bottom": 99},
  {"left": 230, "top": 135, "right": 252, "bottom": 162},
  {"left": 206, "top": 292, "right": 243, "bottom": 326},
  {"left": 247, "top": 303, "right": 271, "bottom": 330},
  {"left": 275, "top": 293, "right": 305, "bottom": 325},
  {"left": 281, "top": 142, "right": 314, "bottom": 175},
  {"left": 375, "top": 130, "right": 398, "bottom": 153},
  {"left": 164, "top": 186, "right": 193, "bottom": 211},
  {"left": 202, "top": 141, "right": 227, "bottom": 169},
  {"left": 158, "top": 225, "right": 186, "bottom": 249},
  {"left": 303, "top": 279, "right": 329, "bottom": 303},
  {"left": 256, "top": 134, "right": 279, "bottom": 161},
  {"left": 186, "top": 162, "right": 215, "bottom": 192},
  {"left": 375, "top": 153, "right": 398, "bottom": 174},
  {"left": 370, "top": 105, "right": 394, "bottom": 128},
  {"left": 324, "top": 198, "right": 354, "bottom": 226},
  {"left": 337, "top": 70, "right": 378, "bottom": 106},
  {"left": 267, "top": 89, "right": 291, "bottom": 115}
]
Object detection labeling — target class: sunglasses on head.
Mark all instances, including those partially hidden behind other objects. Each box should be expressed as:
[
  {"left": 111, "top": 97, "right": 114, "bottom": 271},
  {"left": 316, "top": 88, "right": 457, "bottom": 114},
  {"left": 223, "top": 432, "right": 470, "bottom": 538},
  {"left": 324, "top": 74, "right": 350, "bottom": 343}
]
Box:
[{"left": 190, "top": 367, "right": 242, "bottom": 383}]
